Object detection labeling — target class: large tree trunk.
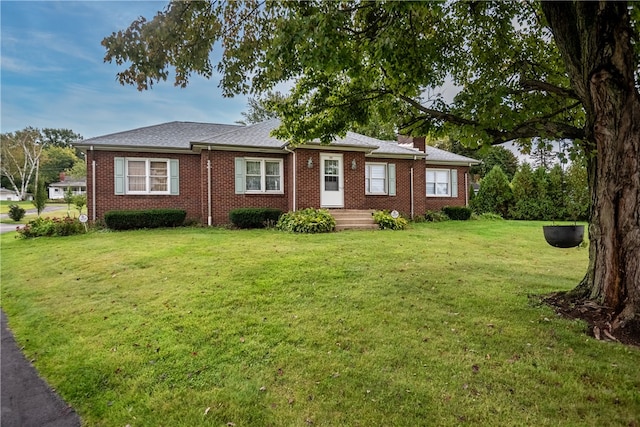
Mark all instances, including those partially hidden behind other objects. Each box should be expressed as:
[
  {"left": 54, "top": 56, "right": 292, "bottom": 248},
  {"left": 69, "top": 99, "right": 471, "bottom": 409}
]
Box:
[{"left": 542, "top": 2, "right": 640, "bottom": 330}]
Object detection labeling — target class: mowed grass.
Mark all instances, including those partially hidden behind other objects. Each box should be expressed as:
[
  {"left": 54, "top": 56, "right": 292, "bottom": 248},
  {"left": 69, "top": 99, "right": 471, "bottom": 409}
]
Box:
[{"left": 1, "top": 221, "right": 638, "bottom": 426}]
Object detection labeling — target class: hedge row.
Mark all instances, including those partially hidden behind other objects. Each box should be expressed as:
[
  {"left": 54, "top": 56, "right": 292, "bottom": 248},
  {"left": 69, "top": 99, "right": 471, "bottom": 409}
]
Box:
[
  {"left": 104, "top": 209, "right": 186, "bottom": 230},
  {"left": 442, "top": 206, "right": 472, "bottom": 220},
  {"left": 229, "top": 208, "right": 283, "bottom": 228}
]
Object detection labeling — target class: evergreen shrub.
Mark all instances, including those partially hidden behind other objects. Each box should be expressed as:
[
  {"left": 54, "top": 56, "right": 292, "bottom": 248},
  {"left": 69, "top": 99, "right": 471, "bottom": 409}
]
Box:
[
  {"left": 229, "top": 208, "right": 283, "bottom": 229},
  {"left": 8, "top": 204, "right": 26, "bottom": 222},
  {"left": 442, "top": 206, "right": 472, "bottom": 220},
  {"left": 104, "top": 209, "right": 186, "bottom": 230}
]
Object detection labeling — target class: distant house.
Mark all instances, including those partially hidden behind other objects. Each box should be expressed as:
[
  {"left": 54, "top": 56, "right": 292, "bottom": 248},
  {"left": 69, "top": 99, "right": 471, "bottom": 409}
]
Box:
[
  {"left": 74, "top": 120, "right": 479, "bottom": 225},
  {"left": 48, "top": 174, "right": 87, "bottom": 200},
  {"left": 0, "top": 187, "right": 20, "bottom": 201}
]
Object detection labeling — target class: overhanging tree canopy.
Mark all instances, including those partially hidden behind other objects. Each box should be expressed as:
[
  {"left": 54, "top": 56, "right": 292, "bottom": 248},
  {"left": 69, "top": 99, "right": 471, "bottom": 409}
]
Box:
[{"left": 103, "top": 1, "right": 640, "bottom": 335}]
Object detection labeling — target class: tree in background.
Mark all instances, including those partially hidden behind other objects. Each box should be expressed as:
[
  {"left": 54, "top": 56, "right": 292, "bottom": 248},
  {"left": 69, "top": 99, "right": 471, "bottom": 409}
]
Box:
[
  {"left": 238, "top": 92, "right": 284, "bottom": 125},
  {"left": 471, "top": 166, "right": 513, "bottom": 217},
  {"left": 509, "top": 163, "right": 537, "bottom": 220},
  {"left": 40, "top": 146, "right": 81, "bottom": 186},
  {"left": 41, "top": 128, "right": 84, "bottom": 158},
  {"left": 547, "top": 164, "right": 566, "bottom": 218},
  {"left": 529, "top": 139, "right": 557, "bottom": 171},
  {"left": 1, "top": 128, "right": 84, "bottom": 198},
  {"left": 32, "top": 178, "right": 47, "bottom": 216},
  {"left": 0, "top": 128, "right": 46, "bottom": 200},
  {"left": 564, "top": 161, "right": 589, "bottom": 221},
  {"left": 103, "top": 1, "right": 640, "bottom": 333},
  {"left": 65, "top": 160, "right": 87, "bottom": 179},
  {"left": 432, "top": 139, "right": 519, "bottom": 180}
]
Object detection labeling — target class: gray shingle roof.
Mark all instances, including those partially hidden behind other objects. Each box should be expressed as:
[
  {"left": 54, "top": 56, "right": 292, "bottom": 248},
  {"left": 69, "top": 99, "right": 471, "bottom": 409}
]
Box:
[
  {"left": 195, "top": 119, "right": 286, "bottom": 148},
  {"left": 196, "top": 120, "right": 381, "bottom": 150},
  {"left": 371, "top": 140, "right": 426, "bottom": 157},
  {"left": 74, "top": 120, "right": 479, "bottom": 164},
  {"left": 76, "top": 122, "right": 242, "bottom": 150},
  {"left": 424, "top": 145, "right": 480, "bottom": 164}
]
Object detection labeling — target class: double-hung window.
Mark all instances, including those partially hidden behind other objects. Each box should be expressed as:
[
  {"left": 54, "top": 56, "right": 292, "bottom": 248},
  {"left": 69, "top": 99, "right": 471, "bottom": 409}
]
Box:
[
  {"left": 365, "top": 162, "right": 396, "bottom": 196},
  {"left": 114, "top": 157, "right": 179, "bottom": 195},
  {"left": 126, "top": 159, "right": 169, "bottom": 194},
  {"left": 235, "top": 158, "right": 283, "bottom": 194},
  {"left": 426, "top": 168, "right": 458, "bottom": 197},
  {"left": 366, "top": 163, "right": 388, "bottom": 194}
]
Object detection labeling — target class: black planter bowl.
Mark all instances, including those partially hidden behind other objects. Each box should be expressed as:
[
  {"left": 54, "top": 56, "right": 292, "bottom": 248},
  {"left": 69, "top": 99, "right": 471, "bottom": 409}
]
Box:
[{"left": 543, "top": 225, "right": 585, "bottom": 248}]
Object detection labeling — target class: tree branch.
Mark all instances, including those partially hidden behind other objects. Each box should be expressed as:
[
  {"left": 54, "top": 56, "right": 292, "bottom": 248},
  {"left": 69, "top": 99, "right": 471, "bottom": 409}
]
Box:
[
  {"left": 519, "top": 78, "right": 579, "bottom": 99},
  {"left": 396, "top": 94, "right": 585, "bottom": 143}
]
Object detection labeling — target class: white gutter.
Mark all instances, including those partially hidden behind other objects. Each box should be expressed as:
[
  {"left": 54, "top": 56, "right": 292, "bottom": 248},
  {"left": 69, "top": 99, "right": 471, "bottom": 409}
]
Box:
[
  {"left": 284, "top": 145, "right": 296, "bottom": 211},
  {"left": 207, "top": 147, "right": 212, "bottom": 226}
]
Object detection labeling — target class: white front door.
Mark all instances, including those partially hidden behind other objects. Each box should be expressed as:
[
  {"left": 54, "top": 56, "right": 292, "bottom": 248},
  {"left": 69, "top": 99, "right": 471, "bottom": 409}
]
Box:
[{"left": 320, "top": 153, "right": 344, "bottom": 208}]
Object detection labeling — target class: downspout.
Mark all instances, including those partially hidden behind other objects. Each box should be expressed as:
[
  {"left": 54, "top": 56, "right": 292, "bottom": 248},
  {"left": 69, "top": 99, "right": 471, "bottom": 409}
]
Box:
[
  {"left": 284, "top": 145, "right": 296, "bottom": 211},
  {"left": 464, "top": 171, "right": 469, "bottom": 207},
  {"left": 410, "top": 167, "right": 414, "bottom": 220},
  {"left": 91, "top": 146, "right": 96, "bottom": 221},
  {"left": 207, "top": 146, "right": 212, "bottom": 226}
]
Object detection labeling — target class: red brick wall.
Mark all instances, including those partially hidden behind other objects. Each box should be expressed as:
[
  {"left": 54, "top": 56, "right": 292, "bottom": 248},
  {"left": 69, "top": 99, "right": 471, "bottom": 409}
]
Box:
[
  {"left": 206, "top": 150, "right": 289, "bottom": 224},
  {"left": 423, "top": 165, "right": 470, "bottom": 212},
  {"left": 86, "top": 148, "right": 471, "bottom": 225},
  {"left": 86, "top": 150, "right": 202, "bottom": 222}
]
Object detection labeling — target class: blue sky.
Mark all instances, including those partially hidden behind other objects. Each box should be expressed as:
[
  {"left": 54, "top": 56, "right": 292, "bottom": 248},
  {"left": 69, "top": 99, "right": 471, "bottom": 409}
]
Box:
[{"left": 1, "top": 1, "right": 249, "bottom": 139}]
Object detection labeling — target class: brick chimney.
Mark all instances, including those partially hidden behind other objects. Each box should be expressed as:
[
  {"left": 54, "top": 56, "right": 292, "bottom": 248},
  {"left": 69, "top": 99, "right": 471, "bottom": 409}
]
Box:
[
  {"left": 397, "top": 135, "right": 426, "bottom": 153},
  {"left": 59, "top": 172, "right": 66, "bottom": 182}
]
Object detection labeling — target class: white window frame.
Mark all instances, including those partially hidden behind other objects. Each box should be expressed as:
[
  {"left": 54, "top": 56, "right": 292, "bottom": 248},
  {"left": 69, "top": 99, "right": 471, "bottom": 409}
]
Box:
[
  {"left": 365, "top": 162, "right": 389, "bottom": 195},
  {"left": 126, "top": 158, "right": 170, "bottom": 195},
  {"left": 243, "top": 157, "right": 284, "bottom": 194},
  {"left": 426, "top": 168, "right": 451, "bottom": 197}
]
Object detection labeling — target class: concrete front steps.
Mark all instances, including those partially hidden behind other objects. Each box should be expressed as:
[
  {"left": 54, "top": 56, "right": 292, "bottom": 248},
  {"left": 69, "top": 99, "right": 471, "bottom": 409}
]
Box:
[{"left": 328, "top": 209, "right": 378, "bottom": 231}]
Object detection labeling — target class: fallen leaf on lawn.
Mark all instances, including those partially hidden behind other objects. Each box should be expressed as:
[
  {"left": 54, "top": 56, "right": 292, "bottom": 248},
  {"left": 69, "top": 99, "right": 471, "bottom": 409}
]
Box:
[
  {"left": 259, "top": 386, "right": 267, "bottom": 392},
  {"left": 239, "top": 337, "right": 245, "bottom": 343},
  {"left": 204, "top": 407, "right": 210, "bottom": 415},
  {"left": 472, "top": 364, "right": 480, "bottom": 373}
]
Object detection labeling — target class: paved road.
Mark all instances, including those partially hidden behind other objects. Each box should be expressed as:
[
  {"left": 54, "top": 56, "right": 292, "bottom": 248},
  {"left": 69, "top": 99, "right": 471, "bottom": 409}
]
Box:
[
  {"left": 1, "top": 310, "right": 81, "bottom": 427},
  {"left": 0, "top": 206, "right": 63, "bottom": 234}
]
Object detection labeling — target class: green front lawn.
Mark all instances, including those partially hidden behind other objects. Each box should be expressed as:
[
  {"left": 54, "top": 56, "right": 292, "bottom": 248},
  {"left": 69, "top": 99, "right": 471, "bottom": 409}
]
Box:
[
  {"left": 0, "top": 200, "right": 33, "bottom": 213},
  {"left": 1, "top": 221, "right": 638, "bottom": 426}
]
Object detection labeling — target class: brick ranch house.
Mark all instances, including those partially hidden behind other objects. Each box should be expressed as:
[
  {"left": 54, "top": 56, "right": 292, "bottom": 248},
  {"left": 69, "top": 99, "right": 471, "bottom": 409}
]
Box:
[{"left": 74, "top": 120, "right": 479, "bottom": 225}]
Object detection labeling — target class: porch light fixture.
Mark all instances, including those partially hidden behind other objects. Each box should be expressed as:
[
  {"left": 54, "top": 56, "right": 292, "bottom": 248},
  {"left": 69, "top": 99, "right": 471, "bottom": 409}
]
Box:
[
  {"left": 351, "top": 159, "right": 357, "bottom": 170},
  {"left": 307, "top": 157, "right": 313, "bottom": 168}
]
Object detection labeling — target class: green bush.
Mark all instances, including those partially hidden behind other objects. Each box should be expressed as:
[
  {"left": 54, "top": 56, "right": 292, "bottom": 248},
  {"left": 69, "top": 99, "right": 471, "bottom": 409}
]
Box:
[
  {"left": 373, "top": 210, "right": 408, "bottom": 230},
  {"left": 17, "top": 217, "right": 85, "bottom": 238},
  {"left": 229, "top": 208, "right": 283, "bottom": 229},
  {"left": 104, "top": 209, "right": 186, "bottom": 230},
  {"left": 424, "top": 210, "right": 450, "bottom": 222},
  {"left": 276, "top": 208, "right": 335, "bottom": 233},
  {"left": 7, "top": 204, "right": 26, "bottom": 222},
  {"left": 442, "top": 206, "right": 472, "bottom": 220},
  {"left": 471, "top": 165, "right": 513, "bottom": 217}
]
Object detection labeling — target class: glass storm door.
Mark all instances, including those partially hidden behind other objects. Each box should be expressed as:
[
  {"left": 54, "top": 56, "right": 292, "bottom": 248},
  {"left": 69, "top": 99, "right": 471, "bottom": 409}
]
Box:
[{"left": 320, "top": 153, "right": 344, "bottom": 208}]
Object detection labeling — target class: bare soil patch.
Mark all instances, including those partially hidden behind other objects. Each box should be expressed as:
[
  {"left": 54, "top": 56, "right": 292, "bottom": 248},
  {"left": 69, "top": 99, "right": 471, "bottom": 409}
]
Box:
[{"left": 543, "top": 292, "right": 640, "bottom": 348}]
